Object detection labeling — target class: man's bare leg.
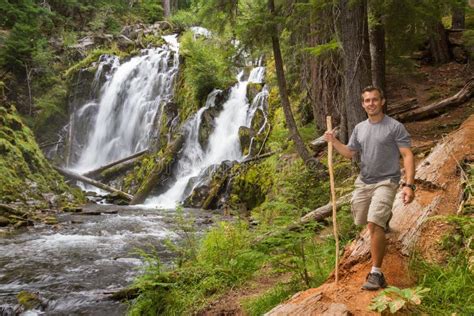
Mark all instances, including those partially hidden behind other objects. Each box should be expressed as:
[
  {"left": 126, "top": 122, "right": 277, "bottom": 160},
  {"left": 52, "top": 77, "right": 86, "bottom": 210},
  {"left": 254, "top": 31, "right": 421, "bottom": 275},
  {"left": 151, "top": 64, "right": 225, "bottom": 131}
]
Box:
[
  {"left": 368, "top": 222, "right": 386, "bottom": 267},
  {"left": 362, "top": 222, "right": 388, "bottom": 290}
]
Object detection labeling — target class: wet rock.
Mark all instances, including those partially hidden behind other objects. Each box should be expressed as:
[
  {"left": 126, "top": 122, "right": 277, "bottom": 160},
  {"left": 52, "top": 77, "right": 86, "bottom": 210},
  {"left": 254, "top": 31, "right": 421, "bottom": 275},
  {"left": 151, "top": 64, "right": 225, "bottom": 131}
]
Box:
[
  {"left": 0, "top": 216, "right": 10, "bottom": 227},
  {"left": 183, "top": 161, "right": 235, "bottom": 209},
  {"left": 0, "top": 304, "right": 21, "bottom": 316},
  {"left": 44, "top": 216, "right": 58, "bottom": 225},
  {"left": 117, "top": 34, "right": 135, "bottom": 50},
  {"left": 62, "top": 206, "right": 82, "bottom": 213},
  {"left": 246, "top": 83, "right": 263, "bottom": 102},
  {"left": 105, "top": 192, "right": 129, "bottom": 205},
  {"left": 41, "top": 193, "right": 58, "bottom": 208},
  {"left": 239, "top": 126, "right": 255, "bottom": 156},
  {"left": 16, "top": 290, "right": 47, "bottom": 311}
]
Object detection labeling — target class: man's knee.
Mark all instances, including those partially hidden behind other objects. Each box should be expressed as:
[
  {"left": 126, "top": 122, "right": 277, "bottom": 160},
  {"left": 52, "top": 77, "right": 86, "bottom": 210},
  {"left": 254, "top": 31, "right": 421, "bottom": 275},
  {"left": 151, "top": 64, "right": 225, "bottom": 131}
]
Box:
[{"left": 368, "top": 221, "right": 384, "bottom": 234}]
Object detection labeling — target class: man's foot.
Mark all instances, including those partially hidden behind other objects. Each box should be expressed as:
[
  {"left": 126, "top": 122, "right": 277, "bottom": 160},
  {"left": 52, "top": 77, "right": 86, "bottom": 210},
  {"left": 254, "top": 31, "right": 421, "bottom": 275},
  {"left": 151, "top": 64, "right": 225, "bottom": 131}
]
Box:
[{"left": 361, "top": 272, "right": 388, "bottom": 291}]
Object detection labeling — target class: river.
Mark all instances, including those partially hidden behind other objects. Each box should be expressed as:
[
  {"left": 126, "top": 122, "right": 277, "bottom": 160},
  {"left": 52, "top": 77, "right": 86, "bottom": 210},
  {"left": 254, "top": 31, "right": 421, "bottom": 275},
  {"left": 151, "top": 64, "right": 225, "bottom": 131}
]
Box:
[{"left": 0, "top": 205, "right": 217, "bottom": 315}]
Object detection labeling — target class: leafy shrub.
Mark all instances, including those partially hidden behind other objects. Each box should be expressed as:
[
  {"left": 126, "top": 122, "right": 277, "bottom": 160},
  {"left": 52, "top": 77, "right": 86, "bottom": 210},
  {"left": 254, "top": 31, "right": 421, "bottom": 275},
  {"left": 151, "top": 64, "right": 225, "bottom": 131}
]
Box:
[
  {"left": 369, "top": 286, "right": 430, "bottom": 314},
  {"left": 179, "top": 30, "right": 235, "bottom": 104}
]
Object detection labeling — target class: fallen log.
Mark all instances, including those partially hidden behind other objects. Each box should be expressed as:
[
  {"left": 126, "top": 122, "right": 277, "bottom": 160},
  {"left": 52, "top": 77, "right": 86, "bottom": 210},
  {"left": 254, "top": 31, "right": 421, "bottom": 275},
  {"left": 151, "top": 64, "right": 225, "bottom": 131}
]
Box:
[
  {"left": 387, "top": 98, "right": 418, "bottom": 116},
  {"left": 299, "top": 193, "right": 352, "bottom": 225},
  {"left": 97, "top": 158, "right": 140, "bottom": 182},
  {"left": 54, "top": 167, "right": 133, "bottom": 201},
  {"left": 253, "top": 193, "right": 352, "bottom": 243},
  {"left": 83, "top": 149, "right": 148, "bottom": 178},
  {"left": 130, "top": 134, "right": 185, "bottom": 205},
  {"left": 241, "top": 151, "right": 277, "bottom": 164},
  {"left": 395, "top": 78, "right": 474, "bottom": 122},
  {"left": 309, "top": 127, "right": 340, "bottom": 154}
]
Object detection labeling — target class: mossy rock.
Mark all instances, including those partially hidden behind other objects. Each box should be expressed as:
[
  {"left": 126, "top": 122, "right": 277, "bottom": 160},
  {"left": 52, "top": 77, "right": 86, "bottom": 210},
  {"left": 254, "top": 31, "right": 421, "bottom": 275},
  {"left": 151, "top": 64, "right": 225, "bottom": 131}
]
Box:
[
  {"left": 246, "top": 83, "right": 263, "bottom": 102},
  {"left": 238, "top": 126, "right": 254, "bottom": 157},
  {"left": 0, "top": 106, "right": 84, "bottom": 216},
  {"left": 17, "top": 291, "right": 42, "bottom": 310}
]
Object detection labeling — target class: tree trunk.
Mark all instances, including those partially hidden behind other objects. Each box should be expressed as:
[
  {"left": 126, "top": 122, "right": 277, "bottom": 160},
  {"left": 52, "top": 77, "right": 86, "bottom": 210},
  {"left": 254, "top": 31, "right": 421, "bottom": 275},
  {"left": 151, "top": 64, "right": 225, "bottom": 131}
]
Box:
[
  {"left": 429, "top": 21, "right": 450, "bottom": 64},
  {"left": 268, "top": 0, "right": 313, "bottom": 165},
  {"left": 369, "top": 14, "right": 386, "bottom": 110},
  {"left": 338, "top": 0, "right": 372, "bottom": 142},
  {"left": 82, "top": 149, "right": 148, "bottom": 178},
  {"left": 130, "top": 134, "right": 185, "bottom": 205},
  {"left": 451, "top": 5, "right": 465, "bottom": 29},
  {"left": 163, "top": 0, "right": 171, "bottom": 17},
  {"left": 54, "top": 167, "right": 133, "bottom": 201},
  {"left": 306, "top": 5, "right": 343, "bottom": 132}
]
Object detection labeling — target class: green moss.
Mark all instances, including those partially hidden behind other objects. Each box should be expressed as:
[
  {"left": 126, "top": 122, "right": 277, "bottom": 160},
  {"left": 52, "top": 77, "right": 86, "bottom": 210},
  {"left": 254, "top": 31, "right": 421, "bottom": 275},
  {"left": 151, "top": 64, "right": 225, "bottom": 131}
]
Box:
[
  {"left": 16, "top": 291, "right": 41, "bottom": 309},
  {"left": 64, "top": 45, "right": 130, "bottom": 79},
  {"left": 0, "top": 106, "right": 84, "bottom": 207}
]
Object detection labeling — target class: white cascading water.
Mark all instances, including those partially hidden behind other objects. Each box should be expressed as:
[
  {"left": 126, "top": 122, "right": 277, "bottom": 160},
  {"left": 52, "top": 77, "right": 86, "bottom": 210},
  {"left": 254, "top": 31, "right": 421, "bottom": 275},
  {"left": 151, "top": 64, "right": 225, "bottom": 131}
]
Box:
[
  {"left": 146, "top": 70, "right": 265, "bottom": 208},
  {"left": 73, "top": 36, "right": 179, "bottom": 173}
]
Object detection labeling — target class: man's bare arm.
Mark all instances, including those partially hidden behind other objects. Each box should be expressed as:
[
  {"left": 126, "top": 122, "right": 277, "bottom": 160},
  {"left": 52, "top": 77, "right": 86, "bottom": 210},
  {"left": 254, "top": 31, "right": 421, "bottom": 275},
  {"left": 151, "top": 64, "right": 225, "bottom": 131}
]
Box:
[
  {"left": 399, "top": 147, "right": 415, "bottom": 204},
  {"left": 324, "top": 131, "right": 356, "bottom": 159},
  {"left": 399, "top": 147, "right": 415, "bottom": 184}
]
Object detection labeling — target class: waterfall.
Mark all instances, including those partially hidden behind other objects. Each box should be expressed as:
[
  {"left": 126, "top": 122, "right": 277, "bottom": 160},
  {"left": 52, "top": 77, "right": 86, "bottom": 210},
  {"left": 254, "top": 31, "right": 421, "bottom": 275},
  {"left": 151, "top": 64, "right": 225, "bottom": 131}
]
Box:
[
  {"left": 72, "top": 41, "right": 179, "bottom": 173},
  {"left": 248, "top": 67, "right": 265, "bottom": 84},
  {"left": 146, "top": 69, "right": 267, "bottom": 208}
]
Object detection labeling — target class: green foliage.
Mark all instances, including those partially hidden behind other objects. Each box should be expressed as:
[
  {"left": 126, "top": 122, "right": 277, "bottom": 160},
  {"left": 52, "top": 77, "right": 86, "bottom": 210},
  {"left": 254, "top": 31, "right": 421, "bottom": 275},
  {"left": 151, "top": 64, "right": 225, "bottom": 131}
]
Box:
[
  {"left": 132, "top": 0, "right": 163, "bottom": 24},
  {"left": 410, "top": 215, "right": 474, "bottom": 314},
  {"left": 33, "top": 82, "right": 68, "bottom": 139},
  {"left": 129, "top": 218, "right": 266, "bottom": 315},
  {"left": 0, "top": 106, "right": 82, "bottom": 205},
  {"left": 305, "top": 38, "right": 341, "bottom": 57},
  {"left": 64, "top": 45, "right": 128, "bottom": 78},
  {"left": 242, "top": 282, "right": 298, "bottom": 316},
  {"left": 168, "top": 9, "right": 199, "bottom": 29},
  {"left": 369, "top": 286, "right": 430, "bottom": 314},
  {"left": 179, "top": 30, "right": 235, "bottom": 104}
]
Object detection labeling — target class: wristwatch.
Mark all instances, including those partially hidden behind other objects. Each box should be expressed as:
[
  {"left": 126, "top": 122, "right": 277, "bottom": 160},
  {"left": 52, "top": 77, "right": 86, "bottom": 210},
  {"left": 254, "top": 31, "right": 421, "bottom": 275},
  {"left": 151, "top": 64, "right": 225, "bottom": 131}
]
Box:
[{"left": 402, "top": 182, "right": 416, "bottom": 191}]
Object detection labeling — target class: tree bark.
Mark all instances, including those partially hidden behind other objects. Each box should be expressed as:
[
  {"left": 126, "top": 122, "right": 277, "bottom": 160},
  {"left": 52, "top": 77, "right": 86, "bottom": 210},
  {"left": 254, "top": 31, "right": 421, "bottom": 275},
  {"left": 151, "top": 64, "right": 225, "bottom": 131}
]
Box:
[
  {"left": 369, "top": 14, "right": 386, "bottom": 110},
  {"left": 338, "top": 0, "right": 372, "bottom": 142},
  {"left": 429, "top": 21, "right": 450, "bottom": 64},
  {"left": 130, "top": 134, "right": 185, "bottom": 205},
  {"left": 395, "top": 78, "right": 474, "bottom": 122},
  {"left": 163, "top": 0, "right": 171, "bottom": 17},
  {"left": 451, "top": 5, "right": 465, "bottom": 29},
  {"left": 306, "top": 5, "right": 343, "bottom": 131},
  {"left": 268, "top": 0, "right": 314, "bottom": 166},
  {"left": 82, "top": 149, "right": 148, "bottom": 178},
  {"left": 54, "top": 167, "right": 133, "bottom": 201}
]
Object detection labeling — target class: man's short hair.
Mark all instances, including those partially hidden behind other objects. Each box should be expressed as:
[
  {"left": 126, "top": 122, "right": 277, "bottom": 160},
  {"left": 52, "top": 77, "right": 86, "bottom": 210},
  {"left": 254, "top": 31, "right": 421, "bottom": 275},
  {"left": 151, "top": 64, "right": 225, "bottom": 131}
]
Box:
[{"left": 361, "top": 86, "right": 385, "bottom": 100}]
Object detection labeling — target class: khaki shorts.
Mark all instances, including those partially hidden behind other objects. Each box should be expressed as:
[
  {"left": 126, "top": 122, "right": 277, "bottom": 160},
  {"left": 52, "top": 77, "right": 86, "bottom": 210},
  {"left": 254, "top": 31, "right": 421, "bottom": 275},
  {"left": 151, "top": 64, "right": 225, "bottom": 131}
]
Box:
[{"left": 351, "top": 177, "right": 399, "bottom": 229}]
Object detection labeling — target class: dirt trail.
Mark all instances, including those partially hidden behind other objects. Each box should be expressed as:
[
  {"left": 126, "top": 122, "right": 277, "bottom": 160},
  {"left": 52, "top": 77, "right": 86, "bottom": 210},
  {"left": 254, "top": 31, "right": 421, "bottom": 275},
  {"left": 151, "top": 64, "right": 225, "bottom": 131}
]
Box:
[{"left": 265, "top": 115, "right": 474, "bottom": 315}]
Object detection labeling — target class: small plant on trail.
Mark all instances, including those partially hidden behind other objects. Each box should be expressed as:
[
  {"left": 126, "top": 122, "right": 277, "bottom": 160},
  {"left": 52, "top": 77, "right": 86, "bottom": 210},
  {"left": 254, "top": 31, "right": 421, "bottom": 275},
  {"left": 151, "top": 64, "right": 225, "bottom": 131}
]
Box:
[{"left": 369, "top": 286, "right": 430, "bottom": 314}]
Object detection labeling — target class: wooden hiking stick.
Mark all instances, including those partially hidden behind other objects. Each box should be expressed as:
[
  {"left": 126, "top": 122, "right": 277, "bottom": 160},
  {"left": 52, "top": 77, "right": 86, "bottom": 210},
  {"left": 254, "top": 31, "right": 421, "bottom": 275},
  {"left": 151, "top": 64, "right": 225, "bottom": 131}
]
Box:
[{"left": 326, "top": 116, "right": 339, "bottom": 283}]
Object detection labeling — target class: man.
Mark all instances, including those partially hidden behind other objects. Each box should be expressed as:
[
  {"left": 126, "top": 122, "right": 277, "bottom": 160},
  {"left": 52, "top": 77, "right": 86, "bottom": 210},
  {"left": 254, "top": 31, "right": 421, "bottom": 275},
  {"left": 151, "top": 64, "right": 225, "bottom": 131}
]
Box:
[{"left": 324, "top": 86, "right": 415, "bottom": 290}]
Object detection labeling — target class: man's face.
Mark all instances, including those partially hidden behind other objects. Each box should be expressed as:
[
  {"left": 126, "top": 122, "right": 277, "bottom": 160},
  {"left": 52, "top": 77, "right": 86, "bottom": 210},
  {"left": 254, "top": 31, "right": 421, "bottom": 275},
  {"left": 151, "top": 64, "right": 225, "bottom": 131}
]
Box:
[{"left": 361, "top": 90, "right": 385, "bottom": 116}]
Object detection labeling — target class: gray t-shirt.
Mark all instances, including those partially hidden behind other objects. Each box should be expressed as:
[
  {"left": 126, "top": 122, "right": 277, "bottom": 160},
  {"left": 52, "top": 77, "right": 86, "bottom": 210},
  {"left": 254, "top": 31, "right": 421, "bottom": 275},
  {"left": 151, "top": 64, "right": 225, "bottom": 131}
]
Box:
[{"left": 347, "top": 115, "right": 411, "bottom": 184}]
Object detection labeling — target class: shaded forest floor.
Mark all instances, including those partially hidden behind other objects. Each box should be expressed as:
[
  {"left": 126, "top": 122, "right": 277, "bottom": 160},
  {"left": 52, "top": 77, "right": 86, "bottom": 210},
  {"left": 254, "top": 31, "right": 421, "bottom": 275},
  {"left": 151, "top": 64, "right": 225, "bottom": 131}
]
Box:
[{"left": 199, "top": 62, "right": 474, "bottom": 315}]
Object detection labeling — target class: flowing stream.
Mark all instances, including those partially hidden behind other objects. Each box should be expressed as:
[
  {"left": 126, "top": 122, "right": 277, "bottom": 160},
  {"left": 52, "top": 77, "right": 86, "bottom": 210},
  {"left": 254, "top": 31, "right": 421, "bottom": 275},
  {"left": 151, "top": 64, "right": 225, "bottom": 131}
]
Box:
[{"left": 0, "top": 206, "right": 216, "bottom": 314}]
